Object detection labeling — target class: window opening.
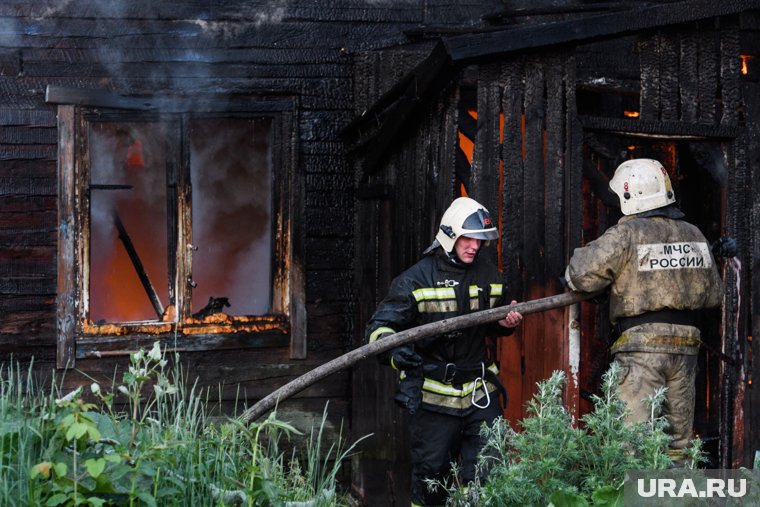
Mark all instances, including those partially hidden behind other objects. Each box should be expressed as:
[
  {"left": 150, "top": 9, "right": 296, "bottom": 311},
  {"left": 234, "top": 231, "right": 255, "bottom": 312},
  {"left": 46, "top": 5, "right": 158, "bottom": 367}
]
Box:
[
  {"left": 189, "top": 118, "right": 273, "bottom": 317},
  {"left": 89, "top": 122, "right": 170, "bottom": 324}
]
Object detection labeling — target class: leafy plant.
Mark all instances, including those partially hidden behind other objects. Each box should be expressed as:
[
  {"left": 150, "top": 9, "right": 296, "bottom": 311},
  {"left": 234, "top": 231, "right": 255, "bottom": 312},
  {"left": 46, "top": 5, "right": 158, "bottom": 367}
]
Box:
[
  {"left": 0, "top": 343, "right": 361, "bottom": 506},
  {"left": 441, "top": 363, "right": 702, "bottom": 506}
]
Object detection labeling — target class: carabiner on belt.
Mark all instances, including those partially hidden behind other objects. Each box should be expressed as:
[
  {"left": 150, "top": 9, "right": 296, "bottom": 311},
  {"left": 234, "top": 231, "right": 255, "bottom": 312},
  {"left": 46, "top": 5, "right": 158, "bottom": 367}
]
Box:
[{"left": 471, "top": 362, "right": 490, "bottom": 409}]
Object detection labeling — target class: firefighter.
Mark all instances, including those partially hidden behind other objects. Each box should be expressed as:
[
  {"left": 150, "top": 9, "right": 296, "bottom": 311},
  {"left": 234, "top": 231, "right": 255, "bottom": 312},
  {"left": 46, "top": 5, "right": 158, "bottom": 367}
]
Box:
[
  {"left": 365, "top": 196, "right": 522, "bottom": 506},
  {"left": 563, "top": 158, "right": 735, "bottom": 464}
]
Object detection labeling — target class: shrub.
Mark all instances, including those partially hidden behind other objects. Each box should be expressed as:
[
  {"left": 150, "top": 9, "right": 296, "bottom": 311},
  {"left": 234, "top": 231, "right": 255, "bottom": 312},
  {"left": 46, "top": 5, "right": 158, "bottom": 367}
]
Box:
[{"left": 443, "top": 363, "right": 705, "bottom": 507}]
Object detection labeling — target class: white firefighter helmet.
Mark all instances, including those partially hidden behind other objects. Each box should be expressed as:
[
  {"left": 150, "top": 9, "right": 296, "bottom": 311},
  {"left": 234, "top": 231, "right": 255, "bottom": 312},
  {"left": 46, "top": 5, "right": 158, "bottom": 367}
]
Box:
[
  {"left": 435, "top": 197, "right": 498, "bottom": 252},
  {"left": 609, "top": 158, "right": 676, "bottom": 215}
]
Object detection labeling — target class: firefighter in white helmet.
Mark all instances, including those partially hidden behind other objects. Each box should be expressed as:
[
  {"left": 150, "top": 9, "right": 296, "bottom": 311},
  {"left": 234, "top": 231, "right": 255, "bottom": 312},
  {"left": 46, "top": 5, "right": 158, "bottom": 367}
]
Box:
[
  {"left": 365, "top": 196, "right": 522, "bottom": 506},
  {"left": 563, "top": 158, "right": 735, "bottom": 465}
]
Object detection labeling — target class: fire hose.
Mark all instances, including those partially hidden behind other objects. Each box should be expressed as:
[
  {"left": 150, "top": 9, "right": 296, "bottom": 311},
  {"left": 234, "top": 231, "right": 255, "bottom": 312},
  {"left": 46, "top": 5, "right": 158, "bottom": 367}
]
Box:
[{"left": 241, "top": 289, "right": 601, "bottom": 423}]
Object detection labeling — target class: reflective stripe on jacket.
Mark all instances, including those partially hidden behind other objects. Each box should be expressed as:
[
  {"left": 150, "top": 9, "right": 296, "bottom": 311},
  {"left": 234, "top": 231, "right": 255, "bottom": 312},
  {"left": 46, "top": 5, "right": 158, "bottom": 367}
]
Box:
[{"left": 365, "top": 247, "right": 511, "bottom": 415}]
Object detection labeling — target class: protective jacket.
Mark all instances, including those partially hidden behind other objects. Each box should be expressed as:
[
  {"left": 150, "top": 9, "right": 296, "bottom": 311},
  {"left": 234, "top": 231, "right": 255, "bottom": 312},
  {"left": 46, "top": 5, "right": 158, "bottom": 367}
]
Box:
[
  {"left": 564, "top": 213, "right": 723, "bottom": 355},
  {"left": 365, "top": 247, "right": 511, "bottom": 416}
]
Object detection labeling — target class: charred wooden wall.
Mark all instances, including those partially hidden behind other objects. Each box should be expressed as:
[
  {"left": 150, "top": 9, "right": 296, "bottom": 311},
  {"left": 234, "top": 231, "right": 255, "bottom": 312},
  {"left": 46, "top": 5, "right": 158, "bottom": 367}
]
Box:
[
  {"left": 352, "top": 8, "right": 760, "bottom": 501},
  {"left": 0, "top": 0, "right": 504, "bottom": 474}
]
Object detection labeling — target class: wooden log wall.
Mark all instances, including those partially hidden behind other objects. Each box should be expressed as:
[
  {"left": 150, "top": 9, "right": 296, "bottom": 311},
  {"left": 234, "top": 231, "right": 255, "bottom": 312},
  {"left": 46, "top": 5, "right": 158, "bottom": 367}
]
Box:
[
  {"left": 740, "top": 12, "right": 760, "bottom": 470},
  {"left": 351, "top": 46, "right": 461, "bottom": 505},
  {"left": 353, "top": 50, "right": 582, "bottom": 501},
  {"left": 467, "top": 54, "right": 582, "bottom": 423},
  {"left": 636, "top": 20, "right": 756, "bottom": 467},
  {"left": 0, "top": 2, "right": 507, "bottom": 485}
]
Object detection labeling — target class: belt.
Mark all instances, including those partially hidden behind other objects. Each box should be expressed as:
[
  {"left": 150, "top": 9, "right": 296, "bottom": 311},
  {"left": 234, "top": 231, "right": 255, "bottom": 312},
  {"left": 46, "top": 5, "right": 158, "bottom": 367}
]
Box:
[
  {"left": 423, "top": 360, "right": 508, "bottom": 408},
  {"left": 423, "top": 360, "right": 486, "bottom": 385},
  {"left": 615, "top": 309, "right": 700, "bottom": 335}
]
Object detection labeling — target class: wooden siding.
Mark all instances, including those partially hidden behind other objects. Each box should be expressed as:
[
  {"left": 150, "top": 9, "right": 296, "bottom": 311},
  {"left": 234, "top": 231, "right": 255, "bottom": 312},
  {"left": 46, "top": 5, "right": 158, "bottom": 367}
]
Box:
[{"left": 0, "top": 2, "right": 505, "bottom": 506}]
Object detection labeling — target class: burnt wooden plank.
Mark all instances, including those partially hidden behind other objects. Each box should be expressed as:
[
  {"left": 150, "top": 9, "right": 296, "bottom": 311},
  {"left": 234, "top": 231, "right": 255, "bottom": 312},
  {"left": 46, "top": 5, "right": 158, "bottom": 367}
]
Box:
[
  {"left": 0, "top": 145, "right": 57, "bottom": 161},
  {"left": 565, "top": 56, "right": 583, "bottom": 257},
  {"left": 56, "top": 105, "right": 77, "bottom": 369},
  {"left": 307, "top": 305, "right": 352, "bottom": 336},
  {"left": 27, "top": 61, "right": 351, "bottom": 80},
  {"left": 0, "top": 49, "right": 21, "bottom": 77},
  {"left": 0, "top": 195, "right": 56, "bottom": 213},
  {"left": 3, "top": 77, "right": 351, "bottom": 109},
  {"left": 720, "top": 27, "right": 741, "bottom": 126},
  {"left": 0, "top": 109, "right": 56, "bottom": 127},
  {"left": 565, "top": 54, "right": 584, "bottom": 418},
  {"left": 0, "top": 229, "right": 55, "bottom": 248},
  {"left": 304, "top": 208, "right": 354, "bottom": 238},
  {"left": 744, "top": 78, "right": 760, "bottom": 466},
  {"left": 306, "top": 270, "right": 353, "bottom": 302},
  {"left": 0, "top": 246, "right": 55, "bottom": 277},
  {"left": 659, "top": 31, "right": 680, "bottom": 122},
  {"left": 723, "top": 130, "right": 749, "bottom": 467},
  {"left": 0, "top": 0, "right": 209, "bottom": 19},
  {"left": 288, "top": 5, "right": 421, "bottom": 23},
  {"left": 0, "top": 126, "right": 56, "bottom": 145},
  {"left": 345, "top": 42, "right": 453, "bottom": 176},
  {"left": 698, "top": 30, "right": 719, "bottom": 124},
  {"left": 75, "top": 331, "right": 289, "bottom": 360},
  {"left": 22, "top": 47, "right": 345, "bottom": 66},
  {"left": 442, "top": 0, "right": 760, "bottom": 63},
  {"left": 680, "top": 31, "right": 700, "bottom": 123},
  {"left": 0, "top": 176, "right": 56, "bottom": 196},
  {"left": 500, "top": 59, "right": 525, "bottom": 299},
  {"left": 300, "top": 111, "right": 351, "bottom": 142},
  {"left": 522, "top": 59, "right": 545, "bottom": 283},
  {"left": 434, "top": 83, "right": 459, "bottom": 217},
  {"left": 575, "top": 36, "right": 641, "bottom": 81},
  {"left": 638, "top": 34, "right": 661, "bottom": 120},
  {"left": 304, "top": 238, "right": 353, "bottom": 270},
  {"left": 0, "top": 277, "right": 54, "bottom": 295},
  {"left": 544, "top": 55, "right": 566, "bottom": 278},
  {"left": 579, "top": 115, "right": 740, "bottom": 139},
  {"left": 0, "top": 310, "right": 55, "bottom": 336},
  {"left": 0, "top": 338, "right": 56, "bottom": 359},
  {"left": 0, "top": 294, "right": 54, "bottom": 313},
  {"left": 303, "top": 155, "right": 351, "bottom": 175},
  {"left": 470, "top": 63, "right": 502, "bottom": 267},
  {"left": 305, "top": 191, "right": 353, "bottom": 209}
]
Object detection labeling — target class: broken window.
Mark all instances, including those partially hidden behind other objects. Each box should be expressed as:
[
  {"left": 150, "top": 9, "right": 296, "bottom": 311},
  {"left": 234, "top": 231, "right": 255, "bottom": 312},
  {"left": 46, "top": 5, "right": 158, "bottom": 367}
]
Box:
[{"left": 51, "top": 90, "right": 304, "bottom": 367}]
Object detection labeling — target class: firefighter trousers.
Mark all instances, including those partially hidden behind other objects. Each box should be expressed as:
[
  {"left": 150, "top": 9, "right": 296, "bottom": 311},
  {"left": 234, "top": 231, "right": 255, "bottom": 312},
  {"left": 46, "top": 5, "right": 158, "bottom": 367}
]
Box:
[
  {"left": 408, "top": 402, "right": 501, "bottom": 506},
  {"left": 615, "top": 351, "right": 698, "bottom": 461}
]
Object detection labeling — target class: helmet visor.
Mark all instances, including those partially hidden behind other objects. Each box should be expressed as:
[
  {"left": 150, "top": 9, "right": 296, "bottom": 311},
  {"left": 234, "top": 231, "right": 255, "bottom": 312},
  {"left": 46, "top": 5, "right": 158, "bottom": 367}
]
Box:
[
  {"left": 461, "top": 209, "right": 498, "bottom": 240},
  {"left": 461, "top": 229, "right": 499, "bottom": 241}
]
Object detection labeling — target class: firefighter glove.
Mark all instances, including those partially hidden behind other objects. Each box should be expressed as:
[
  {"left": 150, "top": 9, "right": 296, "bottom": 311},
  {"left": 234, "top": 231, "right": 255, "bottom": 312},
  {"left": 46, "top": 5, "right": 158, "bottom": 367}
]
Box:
[
  {"left": 389, "top": 346, "right": 422, "bottom": 370},
  {"left": 711, "top": 236, "right": 737, "bottom": 258}
]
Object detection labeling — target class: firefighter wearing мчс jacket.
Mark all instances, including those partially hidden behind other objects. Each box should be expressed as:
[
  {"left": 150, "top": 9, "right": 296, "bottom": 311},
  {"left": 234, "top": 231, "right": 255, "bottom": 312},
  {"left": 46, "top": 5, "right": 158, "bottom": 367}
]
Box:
[
  {"left": 365, "top": 197, "right": 522, "bottom": 507},
  {"left": 563, "top": 158, "right": 729, "bottom": 465}
]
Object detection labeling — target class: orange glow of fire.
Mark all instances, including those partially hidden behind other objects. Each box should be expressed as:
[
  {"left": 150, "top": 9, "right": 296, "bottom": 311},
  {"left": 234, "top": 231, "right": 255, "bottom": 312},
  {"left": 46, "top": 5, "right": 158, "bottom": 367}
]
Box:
[
  {"left": 741, "top": 55, "right": 752, "bottom": 76},
  {"left": 125, "top": 139, "right": 145, "bottom": 172},
  {"left": 623, "top": 111, "right": 640, "bottom": 118},
  {"left": 457, "top": 109, "right": 509, "bottom": 270}
]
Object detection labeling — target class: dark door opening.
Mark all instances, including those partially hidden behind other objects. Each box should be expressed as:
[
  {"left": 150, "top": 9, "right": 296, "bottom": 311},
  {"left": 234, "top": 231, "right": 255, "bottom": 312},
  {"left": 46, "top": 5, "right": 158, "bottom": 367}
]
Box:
[{"left": 581, "top": 132, "right": 728, "bottom": 466}]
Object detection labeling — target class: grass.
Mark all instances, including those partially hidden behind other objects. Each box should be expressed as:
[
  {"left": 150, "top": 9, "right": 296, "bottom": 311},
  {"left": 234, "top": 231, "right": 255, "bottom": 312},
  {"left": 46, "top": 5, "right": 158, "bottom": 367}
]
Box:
[{"left": 0, "top": 344, "right": 363, "bottom": 506}]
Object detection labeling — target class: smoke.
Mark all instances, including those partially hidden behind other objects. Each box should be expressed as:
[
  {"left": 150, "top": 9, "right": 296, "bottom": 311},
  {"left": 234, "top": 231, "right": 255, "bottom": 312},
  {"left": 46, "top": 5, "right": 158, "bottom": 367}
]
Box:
[
  {"left": 89, "top": 123, "right": 170, "bottom": 322},
  {"left": 0, "top": 17, "right": 18, "bottom": 47},
  {"left": 190, "top": 118, "right": 273, "bottom": 316},
  {"left": 33, "top": 0, "right": 77, "bottom": 20},
  {"left": 191, "top": 0, "right": 288, "bottom": 38}
]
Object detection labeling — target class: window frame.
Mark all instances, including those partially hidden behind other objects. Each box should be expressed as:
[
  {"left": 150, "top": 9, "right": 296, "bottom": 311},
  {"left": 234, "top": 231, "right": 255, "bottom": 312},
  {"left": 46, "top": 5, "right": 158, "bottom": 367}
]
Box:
[{"left": 50, "top": 88, "right": 305, "bottom": 368}]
